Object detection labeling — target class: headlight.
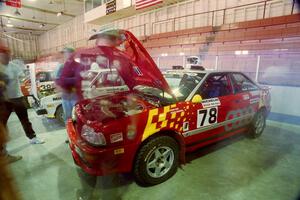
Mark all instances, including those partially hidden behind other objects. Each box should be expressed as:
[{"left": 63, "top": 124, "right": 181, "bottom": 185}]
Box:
[{"left": 81, "top": 125, "right": 106, "bottom": 146}]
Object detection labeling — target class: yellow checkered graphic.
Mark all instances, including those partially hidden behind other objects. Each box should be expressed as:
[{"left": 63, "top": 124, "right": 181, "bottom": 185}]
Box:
[{"left": 142, "top": 104, "right": 184, "bottom": 141}]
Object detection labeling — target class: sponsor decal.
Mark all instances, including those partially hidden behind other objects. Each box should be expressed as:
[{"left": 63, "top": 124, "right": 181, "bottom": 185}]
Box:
[
  {"left": 53, "top": 97, "right": 62, "bottom": 101},
  {"left": 110, "top": 133, "right": 123, "bottom": 143},
  {"left": 250, "top": 98, "right": 260, "bottom": 104},
  {"left": 183, "top": 122, "right": 189, "bottom": 131},
  {"left": 250, "top": 91, "right": 260, "bottom": 96},
  {"left": 133, "top": 66, "right": 143, "bottom": 76},
  {"left": 170, "top": 108, "right": 183, "bottom": 114},
  {"left": 114, "top": 148, "right": 125, "bottom": 155},
  {"left": 224, "top": 107, "right": 254, "bottom": 131},
  {"left": 201, "top": 98, "right": 221, "bottom": 108},
  {"left": 243, "top": 94, "right": 250, "bottom": 100}
]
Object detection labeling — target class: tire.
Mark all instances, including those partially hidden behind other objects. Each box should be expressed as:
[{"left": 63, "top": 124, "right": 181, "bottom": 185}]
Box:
[
  {"left": 55, "top": 105, "right": 64, "bottom": 124},
  {"left": 248, "top": 109, "right": 266, "bottom": 138},
  {"left": 134, "top": 136, "right": 179, "bottom": 186}
]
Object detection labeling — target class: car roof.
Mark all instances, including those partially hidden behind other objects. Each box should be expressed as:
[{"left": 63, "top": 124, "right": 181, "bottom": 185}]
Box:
[
  {"left": 164, "top": 69, "right": 243, "bottom": 75},
  {"left": 88, "top": 68, "right": 117, "bottom": 73}
]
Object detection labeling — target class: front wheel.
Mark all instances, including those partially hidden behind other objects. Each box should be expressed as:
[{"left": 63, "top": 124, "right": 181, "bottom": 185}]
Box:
[
  {"left": 248, "top": 109, "right": 266, "bottom": 138},
  {"left": 55, "top": 105, "right": 64, "bottom": 125},
  {"left": 134, "top": 136, "right": 179, "bottom": 186}
]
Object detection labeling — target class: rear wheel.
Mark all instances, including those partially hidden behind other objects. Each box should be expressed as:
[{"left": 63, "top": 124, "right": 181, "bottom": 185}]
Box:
[
  {"left": 134, "top": 136, "right": 179, "bottom": 186},
  {"left": 248, "top": 109, "right": 266, "bottom": 138},
  {"left": 55, "top": 105, "right": 64, "bottom": 124}
]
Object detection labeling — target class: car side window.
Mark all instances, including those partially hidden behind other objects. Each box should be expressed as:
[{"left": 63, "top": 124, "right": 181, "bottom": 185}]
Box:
[
  {"left": 199, "top": 73, "right": 233, "bottom": 99},
  {"left": 231, "top": 73, "right": 258, "bottom": 93}
]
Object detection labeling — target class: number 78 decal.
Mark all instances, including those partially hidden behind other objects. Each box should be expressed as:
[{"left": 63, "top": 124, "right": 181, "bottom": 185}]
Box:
[{"left": 197, "top": 107, "right": 218, "bottom": 128}]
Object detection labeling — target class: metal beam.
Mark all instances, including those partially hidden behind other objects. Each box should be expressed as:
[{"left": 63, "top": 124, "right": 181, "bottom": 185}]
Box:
[
  {"left": 22, "top": 4, "right": 76, "bottom": 17},
  {"left": 2, "top": 26, "right": 48, "bottom": 32},
  {"left": 0, "top": 14, "right": 59, "bottom": 25}
]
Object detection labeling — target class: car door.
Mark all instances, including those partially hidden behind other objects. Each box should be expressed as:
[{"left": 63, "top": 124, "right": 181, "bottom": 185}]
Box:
[
  {"left": 228, "top": 73, "right": 261, "bottom": 129},
  {"left": 184, "top": 72, "right": 237, "bottom": 148}
]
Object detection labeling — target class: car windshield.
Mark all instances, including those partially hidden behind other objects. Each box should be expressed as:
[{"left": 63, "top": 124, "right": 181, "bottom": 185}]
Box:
[{"left": 164, "top": 72, "right": 205, "bottom": 100}]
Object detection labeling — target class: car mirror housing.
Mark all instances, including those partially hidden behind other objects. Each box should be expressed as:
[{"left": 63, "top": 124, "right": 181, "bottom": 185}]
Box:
[{"left": 192, "top": 94, "right": 203, "bottom": 103}]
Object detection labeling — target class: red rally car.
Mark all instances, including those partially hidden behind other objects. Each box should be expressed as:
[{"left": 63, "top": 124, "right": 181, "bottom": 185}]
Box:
[{"left": 67, "top": 30, "right": 271, "bottom": 186}]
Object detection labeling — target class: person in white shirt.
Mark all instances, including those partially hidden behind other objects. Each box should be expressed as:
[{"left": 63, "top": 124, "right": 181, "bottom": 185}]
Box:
[
  {"left": 0, "top": 56, "right": 44, "bottom": 145},
  {"left": 0, "top": 46, "right": 22, "bottom": 163}
]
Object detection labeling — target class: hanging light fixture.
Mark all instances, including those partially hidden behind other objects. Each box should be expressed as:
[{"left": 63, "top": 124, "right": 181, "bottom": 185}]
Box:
[
  {"left": 49, "top": 0, "right": 54, "bottom": 4},
  {"left": 57, "top": 0, "right": 66, "bottom": 17},
  {"left": 57, "top": 11, "right": 63, "bottom": 17},
  {"left": 39, "top": 23, "right": 45, "bottom": 28},
  {"left": 14, "top": 9, "right": 21, "bottom": 16}
]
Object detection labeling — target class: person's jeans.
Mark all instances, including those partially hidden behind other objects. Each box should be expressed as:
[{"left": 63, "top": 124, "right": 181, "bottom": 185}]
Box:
[
  {"left": 61, "top": 93, "right": 77, "bottom": 124},
  {"left": 0, "top": 98, "right": 36, "bottom": 139}
]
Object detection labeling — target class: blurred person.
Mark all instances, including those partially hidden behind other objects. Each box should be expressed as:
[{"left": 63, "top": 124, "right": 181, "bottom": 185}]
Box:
[
  {"left": 57, "top": 30, "right": 122, "bottom": 124},
  {"left": 0, "top": 124, "right": 21, "bottom": 200},
  {"left": 0, "top": 45, "right": 22, "bottom": 163},
  {"left": 57, "top": 30, "right": 122, "bottom": 123},
  {"left": 55, "top": 47, "right": 76, "bottom": 125},
  {"left": 55, "top": 47, "right": 75, "bottom": 81},
  {"left": 0, "top": 49, "right": 44, "bottom": 145},
  {"left": 90, "top": 29, "right": 123, "bottom": 61}
]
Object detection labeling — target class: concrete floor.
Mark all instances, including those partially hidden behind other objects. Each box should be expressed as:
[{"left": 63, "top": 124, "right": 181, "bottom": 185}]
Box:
[{"left": 5, "top": 110, "right": 300, "bottom": 200}]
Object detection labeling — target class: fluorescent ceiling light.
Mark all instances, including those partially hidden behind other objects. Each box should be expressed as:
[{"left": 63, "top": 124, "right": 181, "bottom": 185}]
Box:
[
  {"left": 6, "top": 24, "right": 14, "bottom": 27},
  {"left": 161, "top": 53, "right": 168, "bottom": 57},
  {"left": 235, "top": 50, "right": 241, "bottom": 55},
  {"left": 242, "top": 50, "right": 248, "bottom": 55},
  {"left": 179, "top": 52, "right": 185, "bottom": 56}
]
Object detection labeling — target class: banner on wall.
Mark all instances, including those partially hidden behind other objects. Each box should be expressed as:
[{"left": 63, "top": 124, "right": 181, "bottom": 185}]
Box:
[
  {"left": 5, "top": 0, "right": 21, "bottom": 8},
  {"left": 106, "top": 0, "right": 116, "bottom": 15}
]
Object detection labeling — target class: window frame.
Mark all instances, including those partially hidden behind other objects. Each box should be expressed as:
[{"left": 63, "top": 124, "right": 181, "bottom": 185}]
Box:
[
  {"left": 229, "top": 72, "right": 259, "bottom": 94},
  {"left": 198, "top": 72, "right": 234, "bottom": 99}
]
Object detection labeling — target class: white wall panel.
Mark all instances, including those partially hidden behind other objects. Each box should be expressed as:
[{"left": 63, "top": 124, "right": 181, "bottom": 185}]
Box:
[
  {"left": 38, "top": 0, "right": 296, "bottom": 56},
  {"left": 269, "top": 1, "right": 284, "bottom": 17},
  {"left": 1, "top": 34, "right": 38, "bottom": 60}
]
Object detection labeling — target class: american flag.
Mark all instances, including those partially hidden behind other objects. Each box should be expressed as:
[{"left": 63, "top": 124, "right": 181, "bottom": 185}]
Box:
[{"left": 135, "top": 0, "right": 163, "bottom": 10}]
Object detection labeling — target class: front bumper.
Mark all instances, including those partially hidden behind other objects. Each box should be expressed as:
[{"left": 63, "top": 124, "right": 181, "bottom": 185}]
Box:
[{"left": 66, "top": 120, "right": 137, "bottom": 176}]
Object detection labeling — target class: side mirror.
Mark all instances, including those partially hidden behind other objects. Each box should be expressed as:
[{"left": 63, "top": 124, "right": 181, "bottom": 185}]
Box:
[{"left": 192, "top": 94, "right": 203, "bottom": 103}]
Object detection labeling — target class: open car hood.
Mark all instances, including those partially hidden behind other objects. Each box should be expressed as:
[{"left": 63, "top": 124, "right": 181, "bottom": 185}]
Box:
[{"left": 70, "top": 30, "right": 173, "bottom": 97}]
